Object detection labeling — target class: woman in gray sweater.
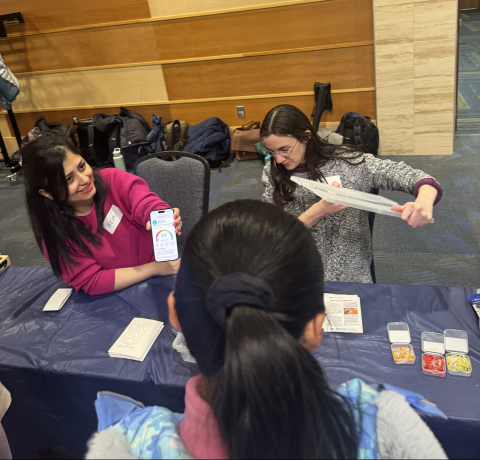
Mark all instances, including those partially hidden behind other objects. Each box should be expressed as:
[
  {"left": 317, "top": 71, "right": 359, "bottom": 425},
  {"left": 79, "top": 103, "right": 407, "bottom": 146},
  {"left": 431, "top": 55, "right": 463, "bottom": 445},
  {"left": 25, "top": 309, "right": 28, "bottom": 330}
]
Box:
[{"left": 261, "top": 105, "right": 442, "bottom": 283}]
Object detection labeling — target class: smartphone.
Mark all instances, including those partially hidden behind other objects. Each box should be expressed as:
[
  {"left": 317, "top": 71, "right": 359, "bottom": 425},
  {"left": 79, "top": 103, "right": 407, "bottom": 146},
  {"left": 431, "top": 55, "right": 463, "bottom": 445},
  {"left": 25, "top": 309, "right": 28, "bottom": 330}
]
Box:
[{"left": 150, "top": 208, "right": 179, "bottom": 263}]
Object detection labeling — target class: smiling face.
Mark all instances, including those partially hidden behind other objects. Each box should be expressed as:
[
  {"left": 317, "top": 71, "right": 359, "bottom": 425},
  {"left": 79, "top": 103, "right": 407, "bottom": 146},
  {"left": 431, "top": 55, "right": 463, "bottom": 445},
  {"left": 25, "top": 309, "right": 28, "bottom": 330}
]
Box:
[
  {"left": 39, "top": 151, "right": 97, "bottom": 212},
  {"left": 263, "top": 134, "right": 308, "bottom": 170},
  {"left": 63, "top": 151, "right": 96, "bottom": 207}
]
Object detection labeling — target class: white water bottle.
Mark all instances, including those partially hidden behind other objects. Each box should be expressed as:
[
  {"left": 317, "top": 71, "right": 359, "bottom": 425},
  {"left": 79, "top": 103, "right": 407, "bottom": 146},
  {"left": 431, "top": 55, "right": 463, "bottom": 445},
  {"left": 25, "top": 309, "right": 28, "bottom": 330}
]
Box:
[{"left": 112, "top": 148, "right": 126, "bottom": 171}]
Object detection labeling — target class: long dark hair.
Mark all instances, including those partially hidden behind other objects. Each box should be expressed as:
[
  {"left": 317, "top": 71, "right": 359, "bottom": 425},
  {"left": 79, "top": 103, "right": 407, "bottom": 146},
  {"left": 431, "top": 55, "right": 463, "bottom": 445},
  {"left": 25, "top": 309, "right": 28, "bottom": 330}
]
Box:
[
  {"left": 22, "top": 136, "right": 108, "bottom": 277},
  {"left": 260, "top": 104, "right": 364, "bottom": 206},
  {"left": 174, "top": 200, "right": 358, "bottom": 459}
]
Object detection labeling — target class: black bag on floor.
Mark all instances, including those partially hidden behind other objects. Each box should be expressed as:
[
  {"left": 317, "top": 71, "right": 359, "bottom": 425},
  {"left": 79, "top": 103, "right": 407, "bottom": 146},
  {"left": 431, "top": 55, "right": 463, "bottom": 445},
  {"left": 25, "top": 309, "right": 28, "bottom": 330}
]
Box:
[
  {"left": 72, "top": 115, "right": 113, "bottom": 167},
  {"left": 335, "top": 112, "right": 379, "bottom": 156},
  {"left": 311, "top": 82, "right": 332, "bottom": 132},
  {"left": 92, "top": 107, "right": 153, "bottom": 170}
]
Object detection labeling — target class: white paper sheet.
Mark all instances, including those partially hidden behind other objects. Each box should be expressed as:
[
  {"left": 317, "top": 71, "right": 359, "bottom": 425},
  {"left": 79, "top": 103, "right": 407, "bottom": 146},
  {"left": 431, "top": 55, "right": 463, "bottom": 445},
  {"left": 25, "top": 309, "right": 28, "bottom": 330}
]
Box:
[
  {"left": 445, "top": 337, "right": 469, "bottom": 353},
  {"left": 322, "top": 294, "right": 363, "bottom": 333},
  {"left": 423, "top": 341, "right": 445, "bottom": 354},
  {"left": 43, "top": 288, "right": 73, "bottom": 311},
  {"left": 388, "top": 330, "right": 411, "bottom": 344}
]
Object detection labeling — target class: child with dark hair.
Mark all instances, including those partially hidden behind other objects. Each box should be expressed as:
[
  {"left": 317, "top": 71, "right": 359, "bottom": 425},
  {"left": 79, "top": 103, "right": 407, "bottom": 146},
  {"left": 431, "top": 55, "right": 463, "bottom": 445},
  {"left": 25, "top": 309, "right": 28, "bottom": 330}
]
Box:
[
  {"left": 22, "top": 136, "right": 182, "bottom": 295},
  {"left": 86, "top": 200, "right": 446, "bottom": 459},
  {"left": 261, "top": 104, "right": 442, "bottom": 283}
]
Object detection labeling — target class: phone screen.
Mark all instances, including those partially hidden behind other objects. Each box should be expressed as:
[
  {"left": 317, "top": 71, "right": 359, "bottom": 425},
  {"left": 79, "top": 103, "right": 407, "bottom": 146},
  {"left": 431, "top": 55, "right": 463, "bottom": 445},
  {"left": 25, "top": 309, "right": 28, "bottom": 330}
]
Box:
[{"left": 150, "top": 208, "right": 179, "bottom": 263}]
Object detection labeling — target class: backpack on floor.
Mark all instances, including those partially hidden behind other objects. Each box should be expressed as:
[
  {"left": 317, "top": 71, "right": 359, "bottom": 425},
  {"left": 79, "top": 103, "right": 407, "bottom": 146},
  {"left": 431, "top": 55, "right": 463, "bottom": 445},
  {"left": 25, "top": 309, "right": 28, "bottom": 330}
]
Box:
[
  {"left": 72, "top": 115, "right": 114, "bottom": 167},
  {"left": 335, "top": 112, "right": 379, "bottom": 156},
  {"left": 162, "top": 120, "right": 190, "bottom": 151},
  {"left": 91, "top": 108, "right": 153, "bottom": 170}
]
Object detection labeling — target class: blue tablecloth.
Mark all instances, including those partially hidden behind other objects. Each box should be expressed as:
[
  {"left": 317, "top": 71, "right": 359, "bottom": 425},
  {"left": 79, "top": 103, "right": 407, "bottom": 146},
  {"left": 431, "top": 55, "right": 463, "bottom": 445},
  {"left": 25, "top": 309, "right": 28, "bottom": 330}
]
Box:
[{"left": 0, "top": 266, "right": 479, "bottom": 458}]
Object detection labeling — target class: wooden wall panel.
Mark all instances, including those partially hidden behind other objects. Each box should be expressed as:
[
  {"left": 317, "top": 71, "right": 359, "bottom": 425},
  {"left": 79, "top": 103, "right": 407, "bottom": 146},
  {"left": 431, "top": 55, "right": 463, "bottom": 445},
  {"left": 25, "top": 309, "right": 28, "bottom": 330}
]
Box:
[
  {"left": 0, "top": 24, "right": 160, "bottom": 74},
  {"left": 3, "top": 0, "right": 151, "bottom": 34},
  {"left": 0, "top": 0, "right": 372, "bottom": 74},
  {"left": 459, "top": 0, "right": 480, "bottom": 8},
  {"left": 126, "top": 105, "right": 173, "bottom": 127},
  {"left": 148, "top": 0, "right": 295, "bottom": 18},
  {"left": 8, "top": 91, "right": 373, "bottom": 137},
  {"left": 153, "top": 0, "right": 373, "bottom": 60},
  {"left": 14, "top": 66, "right": 169, "bottom": 112},
  {"left": 169, "top": 91, "right": 375, "bottom": 126},
  {"left": 0, "top": 115, "right": 12, "bottom": 137},
  {"left": 163, "top": 46, "right": 374, "bottom": 100}
]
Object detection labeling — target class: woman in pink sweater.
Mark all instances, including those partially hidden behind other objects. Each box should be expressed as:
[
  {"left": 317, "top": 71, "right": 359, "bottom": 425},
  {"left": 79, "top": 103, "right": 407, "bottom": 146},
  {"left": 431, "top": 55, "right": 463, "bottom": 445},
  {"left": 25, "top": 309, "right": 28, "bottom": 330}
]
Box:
[{"left": 22, "top": 136, "right": 182, "bottom": 295}]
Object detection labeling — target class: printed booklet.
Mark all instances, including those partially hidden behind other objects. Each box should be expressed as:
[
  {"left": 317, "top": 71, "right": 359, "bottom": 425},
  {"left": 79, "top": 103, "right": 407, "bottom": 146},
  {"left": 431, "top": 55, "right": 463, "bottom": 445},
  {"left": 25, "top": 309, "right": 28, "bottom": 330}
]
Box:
[{"left": 108, "top": 317, "right": 164, "bottom": 361}]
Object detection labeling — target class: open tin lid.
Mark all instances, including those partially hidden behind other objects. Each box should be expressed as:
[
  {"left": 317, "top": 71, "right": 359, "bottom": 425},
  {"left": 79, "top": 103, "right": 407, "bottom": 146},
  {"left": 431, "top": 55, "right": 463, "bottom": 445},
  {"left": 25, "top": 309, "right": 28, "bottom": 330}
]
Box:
[
  {"left": 421, "top": 331, "right": 445, "bottom": 354},
  {"left": 444, "top": 329, "right": 469, "bottom": 353},
  {"left": 387, "top": 322, "right": 411, "bottom": 344},
  {"left": 291, "top": 177, "right": 435, "bottom": 222}
]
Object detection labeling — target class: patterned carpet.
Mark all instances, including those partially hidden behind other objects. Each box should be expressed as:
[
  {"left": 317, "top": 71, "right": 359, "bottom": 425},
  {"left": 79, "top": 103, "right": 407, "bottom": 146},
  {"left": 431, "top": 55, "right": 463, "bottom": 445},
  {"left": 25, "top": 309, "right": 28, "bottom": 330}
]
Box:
[{"left": 457, "top": 9, "right": 480, "bottom": 135}]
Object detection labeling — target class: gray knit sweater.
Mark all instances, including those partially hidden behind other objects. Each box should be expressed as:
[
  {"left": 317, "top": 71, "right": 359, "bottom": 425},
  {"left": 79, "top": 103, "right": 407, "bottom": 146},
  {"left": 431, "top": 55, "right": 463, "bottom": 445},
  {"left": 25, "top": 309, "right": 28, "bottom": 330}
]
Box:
[{"left": 262, "top": 153, "right": 437, "bottom": 283}]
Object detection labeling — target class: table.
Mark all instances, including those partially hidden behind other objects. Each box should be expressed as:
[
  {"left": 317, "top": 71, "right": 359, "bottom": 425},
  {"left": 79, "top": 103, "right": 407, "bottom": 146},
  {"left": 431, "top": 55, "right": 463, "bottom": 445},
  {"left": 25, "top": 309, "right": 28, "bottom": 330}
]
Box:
[{"left": 0, "top": 266, "right": 479, "bottom": 458}]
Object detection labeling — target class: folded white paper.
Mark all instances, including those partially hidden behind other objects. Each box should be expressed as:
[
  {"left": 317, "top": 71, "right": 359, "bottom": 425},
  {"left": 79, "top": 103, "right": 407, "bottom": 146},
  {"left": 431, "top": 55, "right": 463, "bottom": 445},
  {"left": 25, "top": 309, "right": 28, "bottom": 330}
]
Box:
[
  {"left": 108, "top": 318, "right": 164, "bottom": 361},
  {"left": 43, "top": 288, "right": 73, "bottom": 311}
]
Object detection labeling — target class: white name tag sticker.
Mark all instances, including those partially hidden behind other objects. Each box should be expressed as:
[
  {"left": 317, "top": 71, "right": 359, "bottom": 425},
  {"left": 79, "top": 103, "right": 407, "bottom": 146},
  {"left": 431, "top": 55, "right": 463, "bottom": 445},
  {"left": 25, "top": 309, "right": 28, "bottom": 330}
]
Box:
[
  {"left": 103, "top": 205, "right": 123, "bottom": 234},
  {"left": 324, "top": 175, "right": 342, "bottom": 186}
]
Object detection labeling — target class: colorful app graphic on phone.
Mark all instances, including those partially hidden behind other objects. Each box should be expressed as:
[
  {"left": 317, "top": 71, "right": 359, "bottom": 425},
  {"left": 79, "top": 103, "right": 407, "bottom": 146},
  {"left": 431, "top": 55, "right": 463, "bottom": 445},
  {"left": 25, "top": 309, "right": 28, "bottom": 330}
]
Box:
[{"left": 150, "top": 208, "right": 178, "bottom": 262}]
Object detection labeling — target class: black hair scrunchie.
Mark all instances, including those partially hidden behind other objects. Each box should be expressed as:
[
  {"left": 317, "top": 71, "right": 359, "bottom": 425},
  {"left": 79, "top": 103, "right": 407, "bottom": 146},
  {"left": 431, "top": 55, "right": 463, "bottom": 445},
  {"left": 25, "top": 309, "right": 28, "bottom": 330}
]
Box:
[{"left": 205, "top": 272, "right": 275, "bottom": 331}]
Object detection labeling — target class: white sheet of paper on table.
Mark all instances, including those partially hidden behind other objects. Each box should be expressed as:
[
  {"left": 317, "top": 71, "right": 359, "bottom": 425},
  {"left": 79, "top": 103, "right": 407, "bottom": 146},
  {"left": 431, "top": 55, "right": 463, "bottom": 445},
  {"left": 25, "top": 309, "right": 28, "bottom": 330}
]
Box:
[{"left": 43, "top": 288, "right": 73, "bottom": 311}]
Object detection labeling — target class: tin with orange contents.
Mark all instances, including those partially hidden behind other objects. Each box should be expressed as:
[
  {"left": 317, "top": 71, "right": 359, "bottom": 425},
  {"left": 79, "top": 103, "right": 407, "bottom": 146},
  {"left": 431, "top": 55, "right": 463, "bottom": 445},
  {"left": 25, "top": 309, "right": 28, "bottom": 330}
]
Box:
[{"left": 387, "top": 322, "right": 415, "bottom": 365}]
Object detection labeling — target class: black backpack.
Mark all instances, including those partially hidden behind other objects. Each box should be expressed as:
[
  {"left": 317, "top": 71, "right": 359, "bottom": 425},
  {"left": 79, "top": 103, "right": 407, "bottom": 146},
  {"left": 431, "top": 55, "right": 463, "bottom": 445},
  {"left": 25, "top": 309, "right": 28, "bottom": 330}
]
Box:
[
  {"left": 91, "top": 108, "right": 153, "bottom": 170},
  {"left": 335, "top": 112, "right": 379, "bottom": 156},
  {"left": 72, "top": 115, "right": 114, "bottom": 168}
]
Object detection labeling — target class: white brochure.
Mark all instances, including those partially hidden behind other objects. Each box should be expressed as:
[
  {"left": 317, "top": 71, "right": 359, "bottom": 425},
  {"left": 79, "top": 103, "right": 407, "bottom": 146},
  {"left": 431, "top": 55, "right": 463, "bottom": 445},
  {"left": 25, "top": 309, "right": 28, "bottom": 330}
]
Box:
[
  {"left": 322, "top": 293, "right": 363, "bottom": 334},
  {"left": 108, "top": 318, "right": 164, "bottom": 362}
]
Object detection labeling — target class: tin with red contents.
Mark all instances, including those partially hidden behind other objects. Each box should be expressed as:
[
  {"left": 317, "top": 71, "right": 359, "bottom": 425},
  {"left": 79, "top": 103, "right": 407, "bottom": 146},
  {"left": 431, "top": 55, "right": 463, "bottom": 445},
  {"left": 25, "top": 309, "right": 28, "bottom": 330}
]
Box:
[{"left": 422, "top": 353, "right": 446, "bottom": 377}]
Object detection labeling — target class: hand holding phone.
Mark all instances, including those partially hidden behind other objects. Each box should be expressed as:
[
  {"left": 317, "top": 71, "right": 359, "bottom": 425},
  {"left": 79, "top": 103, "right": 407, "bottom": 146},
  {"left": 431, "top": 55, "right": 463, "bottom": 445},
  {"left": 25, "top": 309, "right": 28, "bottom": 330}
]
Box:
[{"left": 150, "top": 208, "right": 179, "bottom": 263}]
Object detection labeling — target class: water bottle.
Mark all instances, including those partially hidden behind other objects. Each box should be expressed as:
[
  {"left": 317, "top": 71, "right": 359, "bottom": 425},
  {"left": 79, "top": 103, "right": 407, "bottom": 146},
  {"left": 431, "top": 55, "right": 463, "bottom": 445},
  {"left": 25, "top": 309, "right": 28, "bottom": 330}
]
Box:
[{"left": 112, "top": 148, "right": 126, "bottom": 172}]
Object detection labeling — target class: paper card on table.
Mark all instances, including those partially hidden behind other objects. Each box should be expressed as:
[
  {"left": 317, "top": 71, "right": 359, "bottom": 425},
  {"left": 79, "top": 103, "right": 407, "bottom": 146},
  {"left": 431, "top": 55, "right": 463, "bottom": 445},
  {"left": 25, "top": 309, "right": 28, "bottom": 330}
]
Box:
[
  {"left": 322, "top": 294, "right": 363, "bottom": 333},
  {"left": 388, "top": 330, "right": 411, "bottom": 343},
  {"left": 108, "top": 318, "right": 164, "bottom": 362},
  {"left": 444, "top": 337, "right": 468, "bottom": 353},
  {"left": 423, "top": 341, "right": 445, "bottom": 354},
  {"left": 43, "top": 288, "right": 73, "bottom": 311}
]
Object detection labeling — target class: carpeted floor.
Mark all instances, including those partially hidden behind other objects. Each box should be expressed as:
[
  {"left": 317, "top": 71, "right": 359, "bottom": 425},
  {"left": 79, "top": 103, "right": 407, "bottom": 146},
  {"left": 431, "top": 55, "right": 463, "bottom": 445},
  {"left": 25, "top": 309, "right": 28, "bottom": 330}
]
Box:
[
  {"left": 458, "top": 9, "right": 480, "bottom": 135},
  {"left": 2, "top": 136, "right": 479, "bottom": 288}
]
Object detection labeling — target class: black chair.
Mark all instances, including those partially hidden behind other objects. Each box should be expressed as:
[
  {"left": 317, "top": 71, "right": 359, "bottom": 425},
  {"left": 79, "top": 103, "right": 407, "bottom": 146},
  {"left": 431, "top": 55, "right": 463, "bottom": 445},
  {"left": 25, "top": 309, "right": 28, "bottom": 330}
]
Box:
[{"left": 133, "top": 152, "right": 210, "bottom": 253}]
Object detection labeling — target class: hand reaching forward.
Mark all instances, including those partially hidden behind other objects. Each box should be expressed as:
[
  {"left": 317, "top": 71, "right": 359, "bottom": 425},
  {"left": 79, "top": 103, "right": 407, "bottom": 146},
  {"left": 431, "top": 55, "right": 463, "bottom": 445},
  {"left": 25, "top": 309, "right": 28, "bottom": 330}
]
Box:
[{"left": 391, "top": 200, "right": 433, "bottom": 228}]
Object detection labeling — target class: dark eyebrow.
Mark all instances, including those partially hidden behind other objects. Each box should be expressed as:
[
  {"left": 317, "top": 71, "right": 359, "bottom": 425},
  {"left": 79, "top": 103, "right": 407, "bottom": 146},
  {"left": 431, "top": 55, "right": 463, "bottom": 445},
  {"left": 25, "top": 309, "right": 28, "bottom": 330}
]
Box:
[{"left": 65, "top": 159, "right": 84, "bottom": 179}]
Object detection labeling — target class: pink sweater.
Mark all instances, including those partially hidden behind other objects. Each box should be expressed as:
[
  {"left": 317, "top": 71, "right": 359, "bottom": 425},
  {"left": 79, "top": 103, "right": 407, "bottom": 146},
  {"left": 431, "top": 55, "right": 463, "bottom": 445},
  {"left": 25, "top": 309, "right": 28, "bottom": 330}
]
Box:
[
  {"left": 179, "top": 376, "right": 228, "bottom": 459},
  {"left": 48, "top": 168, "right": 169, "bottom": 295}
]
